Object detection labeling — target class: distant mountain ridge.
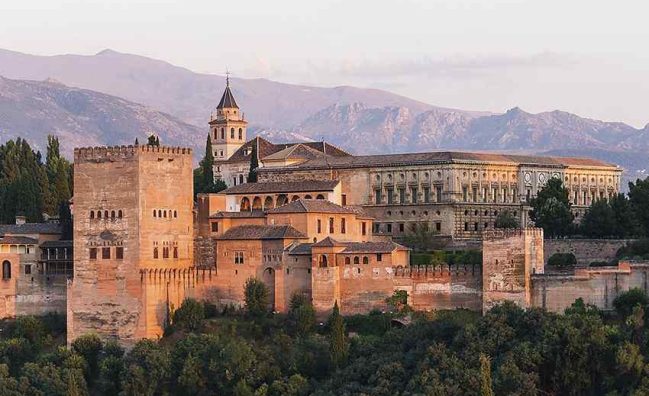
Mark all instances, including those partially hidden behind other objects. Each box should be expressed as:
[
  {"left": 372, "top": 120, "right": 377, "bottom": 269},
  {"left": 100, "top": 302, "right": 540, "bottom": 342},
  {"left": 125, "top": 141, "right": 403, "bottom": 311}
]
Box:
[{"left": 0, "top": 48, "right": 647, "bottom": 185}]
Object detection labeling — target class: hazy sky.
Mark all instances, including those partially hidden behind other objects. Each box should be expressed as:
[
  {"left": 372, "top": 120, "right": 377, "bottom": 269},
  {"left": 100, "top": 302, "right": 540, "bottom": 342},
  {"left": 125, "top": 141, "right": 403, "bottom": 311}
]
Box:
[{"left": 2, "top": 0, "right": 649, "bottom": 127}]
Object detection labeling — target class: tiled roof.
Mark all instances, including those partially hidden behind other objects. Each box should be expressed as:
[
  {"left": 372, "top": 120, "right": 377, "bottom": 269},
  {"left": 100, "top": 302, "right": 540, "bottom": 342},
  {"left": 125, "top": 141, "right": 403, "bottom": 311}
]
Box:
[
  {"left": 312, "top": 236, "right": 346, "bottom": 247},
  {"left": 0, "top": 223, "right": 61, "bottom": 236},
  {"left": 218, "top": 137, "right": 350, "bottom": 165},
  {"left": 342, "top": 241, "right": 409, "bottom": 254},
  {"left": 0, "top": 235, "right": 39, "bottom": 245},
  {"left": 40, "top": 240, "right": 73, "bottom": 248},
  {"left": 217, "top": 85, "right": 239, "bottom": 109},
  {"left": 217, "top": 225, "right": 307, "bottom": 240},
  {"left": 268, "top": 199, "right": 356, "bottom": 214},
  {"left": 258, "top": 150, "right": 618, "bottom": 171},
  {"left": 210, "top": 210, "right": 266, "bottom": 219},
  {"left": 263, "top": 144, "right": 326, "bottom": 162},
  {"left": 287, "top": 243, "right": 313, "bottom": 255},
  {"left": 221, "top": 181, "right": 339, "bottom": 195}
]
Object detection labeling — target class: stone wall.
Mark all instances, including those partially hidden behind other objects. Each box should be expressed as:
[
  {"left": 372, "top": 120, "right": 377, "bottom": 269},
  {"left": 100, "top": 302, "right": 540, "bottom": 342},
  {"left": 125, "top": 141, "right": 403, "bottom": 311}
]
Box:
[{"left": 544, "top": 239, "right": 632, "bottom": 266}]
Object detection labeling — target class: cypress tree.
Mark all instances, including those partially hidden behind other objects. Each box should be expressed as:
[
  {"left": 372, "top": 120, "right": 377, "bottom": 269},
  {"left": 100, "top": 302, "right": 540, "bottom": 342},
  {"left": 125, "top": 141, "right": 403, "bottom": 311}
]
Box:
[
  {"left": 201, "top": 135, "right": 215, "bottom": 190},
  {"left": 480, "top": 353, "right": 494, "bottom": 396},
  {"left": 247, "top": 142, "right": 258, "bottom": 183},
  {"left": 328, "top": 301, "right": 348, "bottom": 369},
  {"left": 134, "top": 138, "right": 139, "bottom": 146}
]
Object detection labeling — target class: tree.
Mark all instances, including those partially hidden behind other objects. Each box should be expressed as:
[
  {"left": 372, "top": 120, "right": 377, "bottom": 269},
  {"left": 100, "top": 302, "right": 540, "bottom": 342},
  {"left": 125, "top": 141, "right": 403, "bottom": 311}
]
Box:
[
  {"left": 247, "top": 142, "right": 258, "bottom": 183},
  {"left": 480, "top": 353, "right": 494, "bottom": 396},
  {"left": 610, "top": 193, "right": 643, "bottom": 238},
  {"left": 45, "top": 135, "right": 71, "bottom": 215},
  {"left": 629, "top": 177, "right": 649, "bottom": 236},
  {"left": 328, "top": 301, "right": 348, "bottom": 369},
  {"left": 59, "top": 201, "right": 72, "bottom": 240},
  {"left": 580, "top": 199, "right": 616, "bottom": 237},
  {"left": 172, "top": 298, "right": 205, "bottom": 332},
  {"left": 613, "top": 288, "right": 649, "bottom": 318},
  {"left": 402, "top": 223, "right": 438, "bottom": 251},
  {"left": 529, "top": 178, "right": 574, "bottom": 237},
  {"left": 134, "top": 138, "right": 139, "bottom": 145},
  {"left": 244, "top": 278, "right": 269, "bottom": 317},
  {"left": 201, "top": 135, "right": 215, "bottom": 190},
  {"left": 289, "top": 294, "right": 316, "bottom": 336},
  {"left": 71, "top": 333, "right": 103, "bottom": 386},
  {"left": 547, "top": 253, "right": 577, "bottom": 268},
  {"left": 147, "top": 135, "right": 160, "bottom": 146},
  {"left": 495, "top": 210, "right": 519, "bottom": 229}
]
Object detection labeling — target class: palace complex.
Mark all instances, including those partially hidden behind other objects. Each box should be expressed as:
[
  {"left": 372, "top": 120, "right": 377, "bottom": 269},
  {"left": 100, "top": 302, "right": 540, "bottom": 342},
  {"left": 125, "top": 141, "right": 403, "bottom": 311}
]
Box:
[{"left": 0, "top": 80, "right": 643, "bottom": 348}]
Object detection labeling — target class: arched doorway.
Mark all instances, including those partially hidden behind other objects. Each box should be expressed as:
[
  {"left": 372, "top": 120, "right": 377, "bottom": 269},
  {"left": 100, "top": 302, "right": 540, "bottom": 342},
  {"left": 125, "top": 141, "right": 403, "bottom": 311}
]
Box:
[
  {"left": 252, "top": 197, "right": 262, "bottom": 210},
  {"left": 240, "top": 197, "right": 251, "bottom": 211},
  {"left": 264, "top": 196, "right": 274, "bottom": 209},
  {"left": 262, "top": 267, "right": 276, "bottom": 310},
  {"left": 276, "top": 194, "right": 288, "bottom": 206}
]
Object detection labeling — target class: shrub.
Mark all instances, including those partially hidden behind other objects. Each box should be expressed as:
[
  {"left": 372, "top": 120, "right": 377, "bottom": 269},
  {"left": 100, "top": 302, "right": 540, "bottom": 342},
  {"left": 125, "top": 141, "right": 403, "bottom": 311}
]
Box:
[
  {"left": 172, "top": 298, "right": 205, "bottom": 331},
  {"left": 547, "top": 253, "right": 577, "bottom": 268},
  {"left": 589, "top": 261, "right": 610, "bottom": 267},
  {"left": 244, "top": 278, "right": 269, "bottom": 317},
  {"left": 613, "top": 288, "right": 649, "bottom": 318},
  {"left": 616, "top": 239, "right": 649, "bottom": 260}
]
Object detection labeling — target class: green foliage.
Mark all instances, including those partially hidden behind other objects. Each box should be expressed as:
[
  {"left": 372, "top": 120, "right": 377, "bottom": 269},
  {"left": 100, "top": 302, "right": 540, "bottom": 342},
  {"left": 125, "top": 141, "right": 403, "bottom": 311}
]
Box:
[
  {"left": 617, "top": 239, "right": 649, "bottom": 260},
  {"left": 386, "top": 290, "right": 409, "bottom": 312},
  {"left": 547, "top": 252, "right": 577, "bottom": 268},
  {"left": 629, "top": 177, "right": 649, "bottom": 235},
  {"left": 289, "top": 294, "right": 316, "bottom": 336},
  {"left": 529, "top": 178, "right": 574, "bottom": 237},
  {"left": 71, "top": 333, "right": 103, "bottom": 385},
  {"left": 410, "top": 249, "right": 482, "bottom": 267},
  {"left": 328, "top": 302, "right": 349, "bottom": 369},
  {"left": 495, "top": 210, "right": 519, "bottom": 229},
  {"left": 402, "top": 222, "right": 438, "bottom": 251},
  {"left": 244, "top": 277, "right": 270, "bottom": 317},
  {"left": 194, "top": 135, "right": 227, "bottom": 198},
  {"left": 613, "top": 288, "right": 649, "bottom": 318},
  {"left": 147, "top": 135, "right": 160, "bottom": 146},
  {"left": 172, "top": 298, "right": 205, "bottom": 332},
  {"left": 248, "top": 142, "right": 259, "bottom": 183},
  {"left": 480, "top": 353, "right": 494, "bottom": 396}
]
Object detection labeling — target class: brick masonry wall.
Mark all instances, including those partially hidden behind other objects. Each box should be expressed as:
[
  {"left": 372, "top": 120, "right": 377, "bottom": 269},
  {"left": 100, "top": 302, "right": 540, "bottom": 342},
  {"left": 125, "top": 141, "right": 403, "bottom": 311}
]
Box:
[{"left": 544, "top": 239, "right": 632, "bottom": 266}]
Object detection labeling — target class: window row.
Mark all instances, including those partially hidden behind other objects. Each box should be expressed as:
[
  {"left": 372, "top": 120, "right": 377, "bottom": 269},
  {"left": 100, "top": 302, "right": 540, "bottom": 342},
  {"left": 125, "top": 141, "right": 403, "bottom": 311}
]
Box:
[
  {"left": 153, "top": 246, "right": 179, "bottom": 259},
  {"left": 89, "top": 247, "right": 124, "bottom": 260},
  {"left": 213, "top": 127, "right": 244, "bottom": 141},
  {"left": 374, "top": 222, "right": 442, "bottom": 234},
  {"left": 315, "top": 218, "right": 367, "bottom": 236},
  {"left": 153, "top": 209, "right": 178, "bottom": 219},
  {"left": 375, "top": 186, "right": 443, "bottom": 205},
  {"left": 343, "top": 255, "right": 382, "bottom": 265},
  {"left": 90, "top": 210, "right": 123, "bottom": 219}
]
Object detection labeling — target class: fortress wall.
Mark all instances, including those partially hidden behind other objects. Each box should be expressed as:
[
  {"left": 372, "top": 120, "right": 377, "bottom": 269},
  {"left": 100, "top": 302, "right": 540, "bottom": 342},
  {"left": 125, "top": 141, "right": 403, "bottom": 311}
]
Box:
[
  {"left": 544, "top": 239, "right": 632, "bottom": 266},
  {"left": 338, "top": 265, "right": 395, "bottom": 314}
]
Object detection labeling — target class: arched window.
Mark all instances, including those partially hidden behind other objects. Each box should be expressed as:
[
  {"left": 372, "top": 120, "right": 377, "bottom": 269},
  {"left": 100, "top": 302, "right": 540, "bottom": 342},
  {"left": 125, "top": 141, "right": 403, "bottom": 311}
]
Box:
[
  {"left": 90, "top": 211, "right": 95, "bottom": 219},
  {"left": 153, "top": 247, "right": 159, "bottom": 259},
  {"left": 252, "top": 197, "right": 262, "bottom": 210},
  {"left": 97, "top": 211, "right": 102, "bottom": 219},
  {"left": 344, "top": 257, "right": 351, "bottom": 265},
  {"left": 118, "top": 210, "right": 123, "bottom": 218},
  {"left": 239, "top": 175, "right": 244, "bottom": 184},
  {"left": 264, "top": 196, "right": 274, "bottom": 209},
  {"left": 316, "top": 194, "right": 325, "bottom": 200},
  {"left": 111, "top": 210, "right": 115, "bottom": 219},
  {"left": 362, "top": 256, "right": 369, "bottom": 264},
  {"left": 104, "top": 210, "right": 108, "bottom": 218},
  {"left": 158, "top": 210, "right": 162, "bottom": 218},
  {"left": 221, "top": 128, "right": 225, "bottom": 139},
  {"left": 173, "top": 210, "right": 177, "bottom": 218},
  {"left": 304, "top": 195, "right": 312, "bottom": 199},
  {"left": 240, "top": 197, "right": 251, "bottom": 211},
  {"left": 276, "top": 195, "right": 288, "bottom": 206},
  {"left": 319, "top": 255, "right": 328, "bottom": 268},
  {"left": 231, "top": 128, "right": 235, "bottom": 139},
  {"left": 353, "top": 257, "right": 360, "bottom": 265},
  {"left": 238, "top": 128, "right": 243, "bottom": 140},
  {"left": 163, "top": 210, "right": 167, "bottom": 218},
  {"left": 153, "top": 210, "right": 157, "bottom": 217},
  {"left": 2, "top": 261, "right": 11, "bottom": 280}
]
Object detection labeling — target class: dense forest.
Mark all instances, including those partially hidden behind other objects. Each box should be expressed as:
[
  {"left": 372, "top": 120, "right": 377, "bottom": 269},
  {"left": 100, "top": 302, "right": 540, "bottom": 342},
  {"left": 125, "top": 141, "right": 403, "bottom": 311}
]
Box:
[{"left": 3, "top": 278, "right": 649, "bottom": 395}]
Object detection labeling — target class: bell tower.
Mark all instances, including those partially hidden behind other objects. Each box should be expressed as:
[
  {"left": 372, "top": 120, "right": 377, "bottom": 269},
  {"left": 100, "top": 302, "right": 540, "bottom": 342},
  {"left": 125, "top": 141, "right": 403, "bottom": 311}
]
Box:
[{"left": 209, "top": 73, "right": 247, "bottom": 162}]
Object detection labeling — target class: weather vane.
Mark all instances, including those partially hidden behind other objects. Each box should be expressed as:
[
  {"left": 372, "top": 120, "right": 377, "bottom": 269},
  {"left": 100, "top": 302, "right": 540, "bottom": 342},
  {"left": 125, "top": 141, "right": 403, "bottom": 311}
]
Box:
[{"left": 225, "top": 69, "right": 231, "bottom": 87}]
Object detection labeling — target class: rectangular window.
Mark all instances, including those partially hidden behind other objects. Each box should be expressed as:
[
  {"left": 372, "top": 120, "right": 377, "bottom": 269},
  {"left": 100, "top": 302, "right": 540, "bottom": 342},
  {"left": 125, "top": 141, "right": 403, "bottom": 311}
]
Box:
[
  {"left": 399, "top": 188, "right": 405, "bottom": 204},
  {"left": 472, "top": 187, "right": 478, "bottom": 203},
  {"left": 464, "top": 222, "right": 469, "bottom": 231},
  {"left": 341, "top": 218, "right": 346, "bottom": 234},
  {"left": 435, "top": 222, "right": 441, "bottom": 232},
  {"left": 24, "top": 264, "right": 31, "bottom": 275},
  {"left": 361, "top": 222, "right": 367, "bottom": 236},
  {"left": 424, "top": 187, "right": 430, "bottom": 203},
  {"left": 377, "top": 253, "right": 382, "bottom": 262},
  {"left": 89, "top": 248, "right": 97, "bottom": 260},
  {"left": 375, "top": 189, "right": 382, "bottom": 204},
  {"left": 173, "top": 247, "right": 178, "bottom": 259},
  {"left": 317, "top": 219, "right": 322, "bottom": 233},
  {"left": 163, "top": 247, "right": 169, "bottom": 259},
  {"left": 342, "top": 194, "right": 347, "bottom": 206},
  {"left": 153, "top": 247, "right": 159, "bottom": 259},
  {"left": 116, "top": 247, "right": 124, "bottom": 260},
  {"left": 462, "top": 186, "right": 468, "bottom": 202},
  {"left": 102, "top": 247, "right": 111, "bottom": 260},
  {"left": 234, "top": 251, "right": 245, "bottom": 264},
  {"left": 211, "top": 222, "right": 219, "bottom": 232},
  {"left": 399, "top": 223, "right": 405, "bottom": 233},
  {"left": 436, "top": 186, "right": 442, "bottom": 203},
  {"left": 387, "top": 188, "right": 394, "bottom": 204},
  {"left": 329, "top": 218, "right": 334, "bottom": 233},
  {"left": 374, "top": 223, "right": 380, "bottom": 233},
  {"left": 387, "top": 223, "right": 393, "bottom": 233},
  {"left": 411, "top": 187, "right": 418, "bottom": 203}
]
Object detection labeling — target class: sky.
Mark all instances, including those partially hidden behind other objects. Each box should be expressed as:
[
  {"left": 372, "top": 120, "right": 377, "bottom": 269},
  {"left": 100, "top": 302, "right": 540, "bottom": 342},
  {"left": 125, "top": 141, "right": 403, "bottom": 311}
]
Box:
[{"left": 2, "top": 0, "right": 649, "bottom": 127}]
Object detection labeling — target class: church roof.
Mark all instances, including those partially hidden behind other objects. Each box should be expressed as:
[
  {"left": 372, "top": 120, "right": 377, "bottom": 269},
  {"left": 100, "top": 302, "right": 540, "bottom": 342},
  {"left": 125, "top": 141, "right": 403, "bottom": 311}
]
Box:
[
  {"left": 217, "top": 224, "right": 307, "bottom": 240},
  {"left": 217, "top": 137, "right": 351, "bottom": 165},
  {"left": 217, "top": 85, "right": 239, "bottom": 109}
]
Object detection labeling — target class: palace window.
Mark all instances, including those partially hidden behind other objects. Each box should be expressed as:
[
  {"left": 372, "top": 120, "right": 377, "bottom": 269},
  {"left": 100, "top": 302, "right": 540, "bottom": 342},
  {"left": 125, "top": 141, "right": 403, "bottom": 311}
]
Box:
[
  {"left": 230, "top": 128, "right": 235, "bottom": 139},
  {"left": 436, "top": 186, "right": 442, "bottom": 203},
  {"left": 341, "top": 218, "right": 346, "bottom": 234},
  {"left": 238, "top": 128, "right": 243, "bottom": 140},
  {"left": 399, "top": 223, "right": 405, "bottom": 232},
  {"left": 317, "top": 219, "right": 322, "bottom": 233},
  {"left": 399, "top": 188, "right": 405, "bottom": 204},
  {"left": 234, "top": 251, "right": 244, "bottom": 264},
  {"left": 102, "top": 247, "right": 111, "bottom": 260},
  {"left": 90, "top": 211, "right": 95, "bottom": 219},
  {"left": 387, "top": 223, "right": 393, "bottom": 233},
  {"left": 387, "top": 188, "right": 394, "bottom": 204},
  {"left": 377, "top": 253, "right": 382, "bottom": 262},
  {"left": 435, "top": 222, "right": 441, "bottom": 232},
  {"left": 353, "top": 257, "right": 360, "bottom": 264},
  {"left": 361, "top": 222, "right": 367, "bottom": 236},
  {"left": 118, "top": 210, "right": 123, "bottom": 218},
  {"left": 411, "top": 187, "right": 418, "bottom": 203},
  {"left": 423, "top": 187, "right": 430, "bottom": 203},
  {"left": 153, "top": 247, "right": 159, "bottom": 259},
  {"left": 342, "top": 194, "right": 347, "bottom": 206},
  {"left": 329, "top": 218, "right": 334, "bottom": 233},
  {"left": 345, "top": 257, "right": 351, "bottom": 265},
  {"left": 163, "top": 247, "right": 169, "bottom": 259},
  {"left": 97, "top": 211, "right": 102, "bottom": 219},
  {"left": 462, "top": 186, "right": 468, "bottom": 202},
  {"left": 221, "top": 128, "right": 225, "bottom": 139},
  {"left": 211, "top": 222, "right": 219, "bottom": 232},
  {"left": 362, "top": 256, "right": 369, "bottom": 264},
  {"left": 111, "top": 210, "right": 115, "bottom": 219},
  {"left": 375, "top": 189, "right": 382, "bottom": 204},
  {"left": 24, "top": 264, "right": 31, "bottom": 275},
  {"left": 2, "top": 261, "right": 11, "bottom": 280},
  {"left": 89, "top": 248, "right": 97, "bottom": 260},
  {"left": 173, "top": 247, "right": 178, "bottom": 259}
]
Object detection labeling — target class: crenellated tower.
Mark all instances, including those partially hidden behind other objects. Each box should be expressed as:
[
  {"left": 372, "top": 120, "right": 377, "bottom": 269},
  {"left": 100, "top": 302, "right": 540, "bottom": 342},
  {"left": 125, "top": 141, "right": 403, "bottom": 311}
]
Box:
[{"left": 209, "top": 75, "right": 247, "bottom": 164}]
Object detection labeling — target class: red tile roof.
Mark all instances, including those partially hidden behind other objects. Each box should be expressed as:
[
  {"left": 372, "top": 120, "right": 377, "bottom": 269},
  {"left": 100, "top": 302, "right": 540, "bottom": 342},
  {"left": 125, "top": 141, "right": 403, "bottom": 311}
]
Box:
[
  {"left": 268, "top": 199, "right": 356, "bottom": 214},
  {"left": 217, "top": 225, "right": 307, "bottom": 240},
  {"left": 221, "top": 181, "right": 339, "bottom": 195}
]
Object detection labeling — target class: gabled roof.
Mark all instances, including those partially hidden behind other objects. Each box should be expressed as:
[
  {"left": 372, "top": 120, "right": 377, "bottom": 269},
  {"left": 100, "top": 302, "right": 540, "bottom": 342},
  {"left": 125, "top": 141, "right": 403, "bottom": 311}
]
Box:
[
  {"left": 0, "top": 236, "right": 39, "bottom": 245},
  {"left": 217, "top": 137, "right": 351, "bottom": 165},
  {"left": 312, "top": 236, "right": 345, "bottom": 247},
  {"left": 217, "top": 225, "right": 307, "bottom": 240},
  {"left": 210, "top": 210, "right": 266, "bottom": 219},
  {"left": 342, "top": 241, "right": 409, "bottom": 254},
  {"left": 0, "top": 223, "right": 61, "bottom": 236},
  {"left": 257, "top": 150, "right": 619, "bottom": 171},
  {"left": 268, "top": 199, "right": 356, "bottom": 215},
  {"left": 217, "top": 85, "right": 239, "bottom": 109},
  {"left": 287, "top": 243, "right": 313, "bottom": 255},
  {"left": 221, "top": 181, "right": 339, "bottom": 195},
  {"left": 263, "top": 144, "right": 326, "bottom": 162}
]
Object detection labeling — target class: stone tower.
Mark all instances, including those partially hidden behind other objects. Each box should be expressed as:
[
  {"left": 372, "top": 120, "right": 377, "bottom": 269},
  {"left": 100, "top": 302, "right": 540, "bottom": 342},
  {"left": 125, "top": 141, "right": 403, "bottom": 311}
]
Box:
[
  {"left": 209, "top": 75, "right": 247, "bottom": 163},
  {"left": 68, "top": 145, "right": 194, "bottom": 347}
]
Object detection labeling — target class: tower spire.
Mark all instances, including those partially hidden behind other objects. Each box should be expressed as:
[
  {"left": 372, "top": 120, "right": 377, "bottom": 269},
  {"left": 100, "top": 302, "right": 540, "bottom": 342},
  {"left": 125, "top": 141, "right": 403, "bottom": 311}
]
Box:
[{"left": 225, "top": 69, "right": 230, "bottom": 88}]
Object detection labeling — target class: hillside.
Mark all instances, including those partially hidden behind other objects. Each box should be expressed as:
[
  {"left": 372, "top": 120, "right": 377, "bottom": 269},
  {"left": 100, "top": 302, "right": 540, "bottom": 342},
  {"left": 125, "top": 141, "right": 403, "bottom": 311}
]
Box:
[{"left": 0, "top": 76, "right": 202, "bottom": 155}]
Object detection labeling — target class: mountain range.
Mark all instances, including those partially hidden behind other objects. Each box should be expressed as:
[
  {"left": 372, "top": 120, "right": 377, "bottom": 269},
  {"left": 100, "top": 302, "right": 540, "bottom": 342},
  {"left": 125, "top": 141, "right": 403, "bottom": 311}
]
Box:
[{"left": 0, "top": 48, "right": 647, "bottom": 184}]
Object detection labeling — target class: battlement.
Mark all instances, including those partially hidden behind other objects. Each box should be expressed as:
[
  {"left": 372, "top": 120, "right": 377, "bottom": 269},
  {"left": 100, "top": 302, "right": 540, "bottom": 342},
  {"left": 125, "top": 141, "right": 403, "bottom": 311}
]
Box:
[
  {"left": 393, "top": 264, "right": 482, "bottom": 278},
  {"left": 74, "top": 145, "right": 192, "bottom": 162},
  {"left": 483, "top": 227, "right": 543, "bottom": 241}
]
